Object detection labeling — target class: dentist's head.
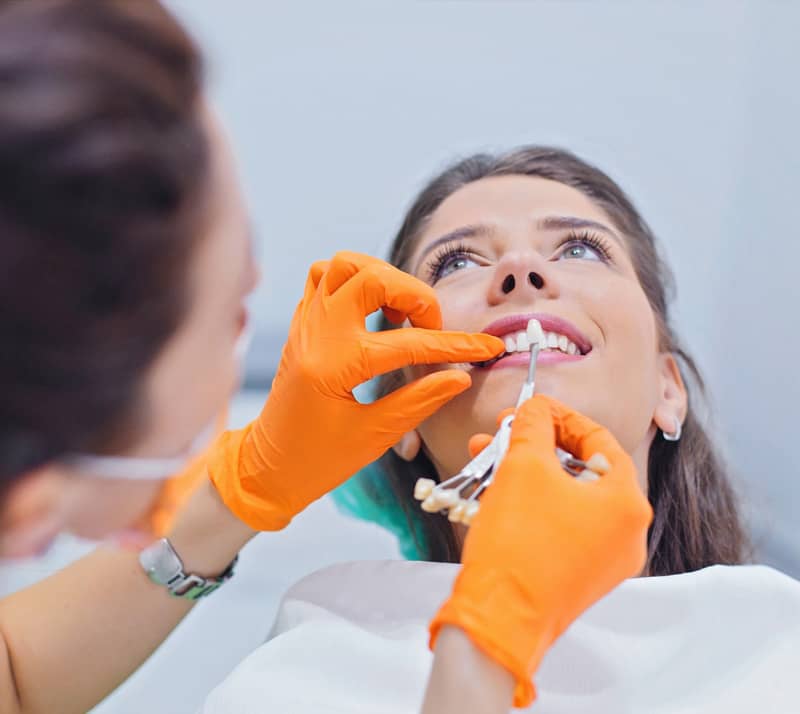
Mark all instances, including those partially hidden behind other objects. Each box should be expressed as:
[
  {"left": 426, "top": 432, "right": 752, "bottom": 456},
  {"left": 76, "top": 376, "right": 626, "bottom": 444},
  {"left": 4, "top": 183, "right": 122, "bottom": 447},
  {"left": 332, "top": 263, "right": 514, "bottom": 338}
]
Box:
[{"left": 0, "top": 0, "right": 258, "bottom": 555}]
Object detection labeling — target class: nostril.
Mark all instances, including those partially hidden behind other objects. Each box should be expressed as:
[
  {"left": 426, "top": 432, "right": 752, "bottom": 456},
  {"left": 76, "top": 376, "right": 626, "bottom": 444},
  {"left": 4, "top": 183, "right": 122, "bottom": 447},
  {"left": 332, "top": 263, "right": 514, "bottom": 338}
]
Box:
[
  {"left": 501, "top": 274, "right": 516, "bottom": 294},
  {"left": 529, "top": 272, "right": 544, "bottom": 289}
]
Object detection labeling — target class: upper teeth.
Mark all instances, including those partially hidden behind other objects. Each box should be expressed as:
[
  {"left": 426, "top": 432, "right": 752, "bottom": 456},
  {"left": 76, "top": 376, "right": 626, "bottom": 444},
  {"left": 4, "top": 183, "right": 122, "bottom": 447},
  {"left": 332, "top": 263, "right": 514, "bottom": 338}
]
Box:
[{"left": 503, "top": 329, "right": 579, "bottom": 356}]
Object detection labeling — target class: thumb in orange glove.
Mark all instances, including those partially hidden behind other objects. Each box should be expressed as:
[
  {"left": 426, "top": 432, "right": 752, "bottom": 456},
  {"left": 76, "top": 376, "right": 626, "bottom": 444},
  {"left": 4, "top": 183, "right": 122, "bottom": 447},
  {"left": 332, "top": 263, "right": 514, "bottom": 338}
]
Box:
[
  {"left": 430, "top": 395, "right": 653, "bottom": 707},
  {"left": 209, "top": 251, "right": 504, "bottom": 531}
]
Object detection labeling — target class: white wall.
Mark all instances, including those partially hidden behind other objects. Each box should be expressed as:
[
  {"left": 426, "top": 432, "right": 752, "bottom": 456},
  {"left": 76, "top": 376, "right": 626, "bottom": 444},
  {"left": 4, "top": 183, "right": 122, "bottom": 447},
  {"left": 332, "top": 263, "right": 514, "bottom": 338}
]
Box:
[{"left": 167, "top": 1, "right": 799, "bottom": 575}]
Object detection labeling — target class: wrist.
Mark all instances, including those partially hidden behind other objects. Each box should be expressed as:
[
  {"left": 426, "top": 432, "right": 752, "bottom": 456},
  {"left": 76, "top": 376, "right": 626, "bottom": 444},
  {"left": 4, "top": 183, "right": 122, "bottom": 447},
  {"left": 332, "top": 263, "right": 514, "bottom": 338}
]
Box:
[
  {"left": 167, "top": 478, "right": 256, "bottom": 577},
  {"left": 206, "top": 426, "right": 295, "bottom": 532},
  {"left": 424, "top": 626, "right": 516, "bottom": 714},
  {"left": 431, "top": 572, "right": 553, "bottom": 708}
]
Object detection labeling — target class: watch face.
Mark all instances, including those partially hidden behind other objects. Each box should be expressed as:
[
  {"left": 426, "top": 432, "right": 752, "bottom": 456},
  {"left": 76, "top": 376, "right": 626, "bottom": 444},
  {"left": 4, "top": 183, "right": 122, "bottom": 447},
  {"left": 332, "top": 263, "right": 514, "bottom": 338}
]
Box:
[{"left": 139, "top": 538, "right": 183, "bottom": 584}]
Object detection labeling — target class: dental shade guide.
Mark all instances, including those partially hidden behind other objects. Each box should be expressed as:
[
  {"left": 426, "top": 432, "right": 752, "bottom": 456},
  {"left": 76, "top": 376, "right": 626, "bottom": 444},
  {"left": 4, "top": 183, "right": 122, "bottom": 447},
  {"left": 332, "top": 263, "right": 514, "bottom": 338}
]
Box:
[{"left": 413, "top": 319, "right": 610, "bottom": 525}]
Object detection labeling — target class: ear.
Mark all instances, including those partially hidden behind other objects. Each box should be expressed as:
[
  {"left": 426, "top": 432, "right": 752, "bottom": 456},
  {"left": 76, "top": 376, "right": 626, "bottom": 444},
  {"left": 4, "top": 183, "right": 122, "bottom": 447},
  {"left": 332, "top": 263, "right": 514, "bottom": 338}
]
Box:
[
  {"left": 0, "top": 469, "right": 67, "bottom": 559},
  {"left": 391, "top": 430, "right": 422, "bottom": 462},
  {"left": 653, "top": 353, "right": 688, "bottom": 436}
]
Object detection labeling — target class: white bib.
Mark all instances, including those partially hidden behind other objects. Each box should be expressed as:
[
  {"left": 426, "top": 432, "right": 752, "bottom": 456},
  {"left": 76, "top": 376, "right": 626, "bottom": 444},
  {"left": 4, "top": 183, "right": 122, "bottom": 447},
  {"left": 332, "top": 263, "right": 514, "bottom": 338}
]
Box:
[{"left": 201, "top": 561, "right": 800, "bottom": 713}]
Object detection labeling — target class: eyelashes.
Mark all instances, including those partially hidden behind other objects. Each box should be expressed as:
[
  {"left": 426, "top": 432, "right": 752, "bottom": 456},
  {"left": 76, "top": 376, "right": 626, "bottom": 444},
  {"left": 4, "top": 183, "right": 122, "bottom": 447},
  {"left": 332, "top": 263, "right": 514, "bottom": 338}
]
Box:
[
  {"left": 426, "top": 241, "right": 474, "bottom": 284},
  {"left": 554, "top": 230, "right": 613, "bottom": 263},
  {"left": 424, "top": 230, "right": 615, "bottom": 284}
]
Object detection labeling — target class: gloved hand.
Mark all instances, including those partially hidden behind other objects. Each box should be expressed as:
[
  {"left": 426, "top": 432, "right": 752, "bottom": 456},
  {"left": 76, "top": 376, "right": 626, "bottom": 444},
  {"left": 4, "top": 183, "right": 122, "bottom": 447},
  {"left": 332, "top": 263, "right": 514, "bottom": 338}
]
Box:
[
  {"left": 430, "top": 395, "right": 653, "bottom": 707},
  {"left": 208, "top": 251, "right": 504, "bottom": 531}
]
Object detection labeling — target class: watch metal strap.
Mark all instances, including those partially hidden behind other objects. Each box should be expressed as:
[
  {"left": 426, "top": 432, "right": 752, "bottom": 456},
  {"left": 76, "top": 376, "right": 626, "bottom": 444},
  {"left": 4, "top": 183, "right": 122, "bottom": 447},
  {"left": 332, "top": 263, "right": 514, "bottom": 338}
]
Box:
[
  {"left": 140, "top": 537, "right": 238, "bottom": 600},
  {"left": 166, "top": 558, "right": 237, "bottom": 600}
]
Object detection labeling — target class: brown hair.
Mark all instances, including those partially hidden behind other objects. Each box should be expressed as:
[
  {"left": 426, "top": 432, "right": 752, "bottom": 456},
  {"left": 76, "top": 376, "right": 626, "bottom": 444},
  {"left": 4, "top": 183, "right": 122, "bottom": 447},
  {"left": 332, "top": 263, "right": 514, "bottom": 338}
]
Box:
[
  {"left": 375, "top": 147, "right": 748, "bottom": 575},
  {"left": 0, "top": 0, "right": 207, "bottom": 488}
]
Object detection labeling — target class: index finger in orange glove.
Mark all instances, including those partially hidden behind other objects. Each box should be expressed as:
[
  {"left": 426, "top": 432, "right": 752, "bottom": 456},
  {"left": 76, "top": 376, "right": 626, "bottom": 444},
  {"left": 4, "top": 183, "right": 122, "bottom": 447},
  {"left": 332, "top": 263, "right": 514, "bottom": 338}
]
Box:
[
  {"left": 209, "top": 252, "right": 504, "bottom": 531},
  {"left": 317, "top": 251, "right": 408, "bottom": 325},
  {"left": 307, "top": 259, "right": 330, "bottom": 291},
  {"left": 430, "top": 395, "right": 652, "bottom": 707},
  {"left": 467, "top": 433, "right": 493, "bottom": 459},
  {"left": 300, "top": 252, "right": 505, "bottom": 391},
  {"left": 542, "top": 400, "right": 631, "bottom": 483},
  {"left": 322, "top": 250, "right": 442, "bottom": 329}
]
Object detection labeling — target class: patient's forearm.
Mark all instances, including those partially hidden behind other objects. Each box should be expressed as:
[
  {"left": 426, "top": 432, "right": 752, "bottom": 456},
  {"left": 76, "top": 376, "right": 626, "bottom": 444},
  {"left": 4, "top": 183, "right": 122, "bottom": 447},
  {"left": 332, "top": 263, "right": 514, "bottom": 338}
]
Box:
[
  {"left": 422, "top": 626, "right": 515, "bottom": 714},
  {"left": 0, "top": 480, "right": 255, "bottom": 714}
]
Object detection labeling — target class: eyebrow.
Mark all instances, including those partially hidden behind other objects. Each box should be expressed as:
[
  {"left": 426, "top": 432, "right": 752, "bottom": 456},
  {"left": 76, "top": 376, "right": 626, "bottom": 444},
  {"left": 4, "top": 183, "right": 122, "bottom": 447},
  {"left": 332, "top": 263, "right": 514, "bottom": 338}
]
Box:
[
  {"left": 412, "top": 214, "right": 623, "bottom": 273},
  {"left": 412, "top": 224, "right": 493, "bottom": 274},
  {"left": 536, "top": 215, "right": 621, "bottom": 243}
]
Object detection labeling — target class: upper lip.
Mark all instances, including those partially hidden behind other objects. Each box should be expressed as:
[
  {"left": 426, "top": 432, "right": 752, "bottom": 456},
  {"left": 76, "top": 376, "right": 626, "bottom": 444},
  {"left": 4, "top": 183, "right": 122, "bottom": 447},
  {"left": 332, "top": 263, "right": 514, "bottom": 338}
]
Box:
[{"left": 481, "top": 313, "right": 593, "bottom": 355}]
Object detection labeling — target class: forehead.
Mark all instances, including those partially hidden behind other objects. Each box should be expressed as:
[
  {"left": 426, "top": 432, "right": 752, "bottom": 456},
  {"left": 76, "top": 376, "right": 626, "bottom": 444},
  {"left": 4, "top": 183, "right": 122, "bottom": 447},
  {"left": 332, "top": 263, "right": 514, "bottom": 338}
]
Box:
[{"left": 418, "top": 175, "right": 613, "bottom": 246}]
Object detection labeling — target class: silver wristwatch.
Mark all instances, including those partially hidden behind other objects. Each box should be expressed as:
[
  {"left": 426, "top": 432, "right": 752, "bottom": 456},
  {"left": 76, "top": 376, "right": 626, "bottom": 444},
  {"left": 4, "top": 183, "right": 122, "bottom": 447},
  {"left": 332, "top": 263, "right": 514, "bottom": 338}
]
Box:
[{"left": 139, "top": 538, "right": 238, "bottom": 600}]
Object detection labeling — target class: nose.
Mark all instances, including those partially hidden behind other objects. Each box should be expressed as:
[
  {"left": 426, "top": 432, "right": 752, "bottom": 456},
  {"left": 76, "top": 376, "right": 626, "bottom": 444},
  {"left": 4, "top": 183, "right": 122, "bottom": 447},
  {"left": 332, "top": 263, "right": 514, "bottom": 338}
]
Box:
[{"left": 487, "top": 252, "right": 554, "bottom": 306}]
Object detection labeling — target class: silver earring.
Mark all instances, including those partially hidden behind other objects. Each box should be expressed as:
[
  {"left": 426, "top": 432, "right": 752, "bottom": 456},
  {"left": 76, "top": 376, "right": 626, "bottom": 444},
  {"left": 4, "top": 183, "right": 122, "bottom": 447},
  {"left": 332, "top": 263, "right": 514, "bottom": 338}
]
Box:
[{"left": 662, "top": 416, "right": 682, "bottom": 442}]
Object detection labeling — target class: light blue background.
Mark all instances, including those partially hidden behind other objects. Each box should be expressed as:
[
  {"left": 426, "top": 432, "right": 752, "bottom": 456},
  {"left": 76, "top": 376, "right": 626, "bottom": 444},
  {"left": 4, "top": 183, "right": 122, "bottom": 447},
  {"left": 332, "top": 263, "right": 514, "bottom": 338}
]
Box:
[
  {"left": 170, "top": 0, "right": 799, "bottom": 575},
  {"left": 4, "top": 4, "right": 796, "bottom": 713}
]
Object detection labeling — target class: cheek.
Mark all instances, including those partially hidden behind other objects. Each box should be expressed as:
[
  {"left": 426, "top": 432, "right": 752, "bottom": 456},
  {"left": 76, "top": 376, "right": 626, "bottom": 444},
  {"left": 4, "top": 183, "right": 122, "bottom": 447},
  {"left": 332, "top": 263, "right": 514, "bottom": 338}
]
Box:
[
  {"left": 602, "top": 283, "right": 660, "bottom": 383},
  {"left": 567, "top": 281, "right": 662, "bottom": 451}
]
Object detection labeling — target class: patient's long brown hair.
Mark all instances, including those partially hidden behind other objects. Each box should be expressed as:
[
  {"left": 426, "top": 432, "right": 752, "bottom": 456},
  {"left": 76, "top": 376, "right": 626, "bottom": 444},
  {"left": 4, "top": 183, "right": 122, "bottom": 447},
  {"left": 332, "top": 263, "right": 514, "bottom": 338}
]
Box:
[{"left": 374, "top": 147, "right": 748, "bottom": 576}]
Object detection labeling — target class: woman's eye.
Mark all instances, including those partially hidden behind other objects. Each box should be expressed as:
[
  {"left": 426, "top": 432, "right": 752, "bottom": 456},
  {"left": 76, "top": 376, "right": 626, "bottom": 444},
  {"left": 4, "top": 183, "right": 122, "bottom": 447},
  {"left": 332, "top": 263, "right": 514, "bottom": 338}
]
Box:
[
  {"left": 435, "top": 253, "right": 479, "bottom": 280},
  {"left": 558, "top": 242, "right": 603, "bottom": 262}
]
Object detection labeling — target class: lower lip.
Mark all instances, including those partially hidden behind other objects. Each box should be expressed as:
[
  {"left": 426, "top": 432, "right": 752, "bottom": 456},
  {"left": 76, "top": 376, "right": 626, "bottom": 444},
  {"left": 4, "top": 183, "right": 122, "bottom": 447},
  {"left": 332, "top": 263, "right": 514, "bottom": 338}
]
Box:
[{"left": 483, "top": 350, "right": 585, "bottom": 370}]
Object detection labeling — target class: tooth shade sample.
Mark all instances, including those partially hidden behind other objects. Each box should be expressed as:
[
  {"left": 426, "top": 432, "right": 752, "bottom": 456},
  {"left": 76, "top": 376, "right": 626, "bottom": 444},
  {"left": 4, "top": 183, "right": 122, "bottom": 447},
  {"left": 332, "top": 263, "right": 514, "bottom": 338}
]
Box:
[
  {"left": 526, "top": 318, "right": 545, "bottom": 347},
  {"left": 414, "top": 478, "right": 435, "bottom": 500}
]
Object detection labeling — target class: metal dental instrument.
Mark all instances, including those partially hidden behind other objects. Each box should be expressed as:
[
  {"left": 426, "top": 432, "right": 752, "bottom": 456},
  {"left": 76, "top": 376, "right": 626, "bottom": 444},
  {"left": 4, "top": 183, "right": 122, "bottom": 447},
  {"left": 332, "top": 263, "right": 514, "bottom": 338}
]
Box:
[{"left": 413, "top": 318, "right": 607, "bottom": 524}]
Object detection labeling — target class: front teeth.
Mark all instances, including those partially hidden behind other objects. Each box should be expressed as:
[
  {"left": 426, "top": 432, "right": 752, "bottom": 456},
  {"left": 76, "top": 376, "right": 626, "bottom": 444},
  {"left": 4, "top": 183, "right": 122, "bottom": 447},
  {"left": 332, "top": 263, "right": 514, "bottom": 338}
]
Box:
[
  {"left": 473, "top": 320, "right": 581, "bottom": 368},
  {"left": 500, "top": 329, "right": 580, "bottom": 356}
]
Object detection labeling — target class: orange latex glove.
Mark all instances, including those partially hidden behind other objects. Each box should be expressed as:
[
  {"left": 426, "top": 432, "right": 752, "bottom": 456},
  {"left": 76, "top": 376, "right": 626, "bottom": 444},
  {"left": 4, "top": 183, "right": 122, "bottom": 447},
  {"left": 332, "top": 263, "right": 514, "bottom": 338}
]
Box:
[
  {"left": 430, "top": 395, "right": 653, "bottom": 707},
  {"left": 208, "top": 251, "right": 504, "bottom": 531}
]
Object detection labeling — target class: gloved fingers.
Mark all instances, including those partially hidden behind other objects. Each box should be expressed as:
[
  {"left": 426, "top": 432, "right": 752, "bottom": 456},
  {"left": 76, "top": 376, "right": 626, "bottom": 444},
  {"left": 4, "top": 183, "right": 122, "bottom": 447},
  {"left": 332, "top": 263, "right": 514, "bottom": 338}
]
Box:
[
  {"left": 326, "top": 257, "right": 445, "bottom": 330},
  {"left": 507, "top": 395, "right": 558, "bottom": 452},
  {"left": 295, "top": 260, "right": 331, "bottom": 320},
  {"left": 367, "top": 369, "right": 472, "bottom": 436},
  {"left": 467, "top": 433, "right": 493, "bottom": 458},
  {"left": 380, "top": 306, "right": 406, "bottom": 325},
  {"left": 494, "top": 407, "right": 515, "bottom": 428},
  {"left": 319, "top": 251, "right": 376, "bottom": 295},
  {"left": 362, "top": 328, "right": 503, "bottom": 375},
  {"left": 544, "top": 397, "right": 632, "bottom": 479},
  {"left": 467, "top": 407, "right": 515, "bottom": 458},
  {"left": 308, "top": 259, "right": 330, "bottom": 291}
]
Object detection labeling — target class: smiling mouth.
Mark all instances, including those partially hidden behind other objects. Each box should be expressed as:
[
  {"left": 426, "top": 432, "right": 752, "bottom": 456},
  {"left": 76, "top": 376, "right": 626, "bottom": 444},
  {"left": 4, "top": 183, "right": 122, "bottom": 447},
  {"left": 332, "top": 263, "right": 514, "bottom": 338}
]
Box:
[{"left": 471, "top": 314, "right": 592, "bottom": 369}]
